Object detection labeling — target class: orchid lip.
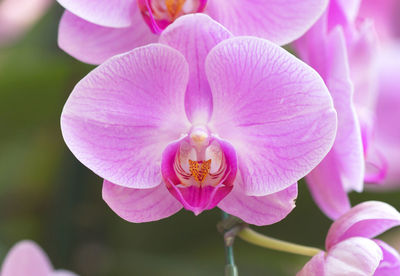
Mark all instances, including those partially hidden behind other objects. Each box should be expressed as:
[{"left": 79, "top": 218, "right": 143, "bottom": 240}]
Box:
[
  {"left": 161, "top": 134, "right": 238, "bottom": 215},
  {"left": 167, "top": 175, "right": 231, "bottom": 215}
]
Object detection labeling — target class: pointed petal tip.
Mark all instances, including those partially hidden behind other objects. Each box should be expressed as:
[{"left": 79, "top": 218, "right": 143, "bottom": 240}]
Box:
[{"left": 193, "top": 209, "right": 203, "bottom": 216}]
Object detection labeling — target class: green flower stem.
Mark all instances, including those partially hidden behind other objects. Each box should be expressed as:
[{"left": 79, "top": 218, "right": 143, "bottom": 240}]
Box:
[
  {"left": 221, "top": 212, "right": 239, "bottom": 276},
  {"left": 238, "top": 227, "right": 322, "bottom": 257}
]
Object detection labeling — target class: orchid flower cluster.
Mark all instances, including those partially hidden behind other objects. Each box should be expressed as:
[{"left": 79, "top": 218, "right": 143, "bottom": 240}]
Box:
[{"left": 1, "top": 0, "right": 400, "bottom": 275}]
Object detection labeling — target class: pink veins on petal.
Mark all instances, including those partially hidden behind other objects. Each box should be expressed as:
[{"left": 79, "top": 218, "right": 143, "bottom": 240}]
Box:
[{"left": 61, "top": 14, "right": 337, "bottom": 223}]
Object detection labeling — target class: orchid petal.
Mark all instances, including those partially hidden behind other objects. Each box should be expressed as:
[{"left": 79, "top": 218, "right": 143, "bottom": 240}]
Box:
[
  {"left": 298, "top": 238, "right": 384, "bottom": 276},
  {"left": 102, "top": 180, "right": 182, "bottom": 223},
  {"left": 364, "top": 144, "right": 388, "bottom": 185},
  {"left": 325, "top": 237, "right": 382, "bottom": 276},
  {"left": 297, "top": 252, "right": 325, "bottom": 276},
  {"left": 56, "top": 0, "right": 135, "bottom": 27},
  {"left": 299, "top": 24, "right": 364, "bottom": 185},
  {"left": 306, "top": 153, "right": 351, "bottom": 220},
  {"left": 218, "top": 178, "right": 297, "bottom": 226},
  {"left": 206, "top": 37, "right": 337, "bottom": 196},
  {"left": 58, "top": 11, "right": 157, "bottom": 65},
  {"left": 326, "top": 201, "right": 400, "bottom": 250},
  {"left": 347, "top": 20, "right": 379, "bottom": 150},
  {"left": 374, "top": 240, "right": 400, "bottom": 275},
  {"left": 205, "top": 0, "right": 328, "bottom": 45},
  {"left": 61, "top": 44, "right": 190, "bottom": 189},
  {"left": 302, "top": 27, "right": 364, "bottom": 219},
  {"left": 159, "top": 14, "right": 232, "bottom": 124},
  {"left": 318, "top": 27, "right": 365, "bottom": 193},
  {"left": 0, "top": 241, "right": 53, "bottom": 276}
]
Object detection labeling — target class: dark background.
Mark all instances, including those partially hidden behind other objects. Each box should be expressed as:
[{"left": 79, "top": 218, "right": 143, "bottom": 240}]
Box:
[{"left": 0, "top": 4, "right": 399, "bottom": 276}]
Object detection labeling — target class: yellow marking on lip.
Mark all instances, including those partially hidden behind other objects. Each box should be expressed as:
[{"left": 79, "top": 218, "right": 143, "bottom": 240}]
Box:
[
  {"left": 165, "top": 0, "right": 186, "bottom": 19},
  {"left": 189, "top": 159, "right": 211, "bottom": 183}
]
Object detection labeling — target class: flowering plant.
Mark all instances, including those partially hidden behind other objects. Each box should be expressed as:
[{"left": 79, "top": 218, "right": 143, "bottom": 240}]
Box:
[{"left": 0, "top": 0, "right": 400, "bottom": 275}]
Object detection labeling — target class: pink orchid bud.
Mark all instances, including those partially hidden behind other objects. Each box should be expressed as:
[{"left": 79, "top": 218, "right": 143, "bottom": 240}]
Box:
[{"left": 298, "top": 201, "right": 400, "bottom": 276}]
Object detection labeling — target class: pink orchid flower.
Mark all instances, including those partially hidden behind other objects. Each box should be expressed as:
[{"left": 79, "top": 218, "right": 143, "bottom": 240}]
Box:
[
  {"left": 0, "top": 0, "right": 52, "bottom": 45},
  {"left": 0, "top": 240, "right": 77, "bottom": 276},
  {"left": 298, "top": 201, "right": 400, "bottom": 276},
  {"left": 56, "top": 0, "right": 329, "bottom": 64},
  {"left": 60, "top": 14, "right": 337, "bottom": 225},
  {"left": 295, "top": 0, "right": 380, "bottom": 219}
]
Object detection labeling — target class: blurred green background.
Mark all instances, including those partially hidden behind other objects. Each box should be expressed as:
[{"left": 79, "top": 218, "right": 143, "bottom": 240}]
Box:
[{"left": 1, "top": 4, "right": 400, "bottom": 276}]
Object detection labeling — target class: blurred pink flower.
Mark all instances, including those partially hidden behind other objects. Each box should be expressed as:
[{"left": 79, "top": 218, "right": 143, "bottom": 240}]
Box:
[
  {"left": 369, "top": 43, "right": 400, "bottom": 188},
  {"left": 298, "top": 201, "right": 400, "bottom": 276},
  {"left": 0, "top": 240, "right": 77, "bottom": 276},
  {"left": 0, "top": 0, "right": 52, "bottom": 45},
  {"left": 56, "top": 0, "right": 329, "bottom": 64},
  {"left": 355, "top": 0, "right": 400, "bottom": 188},
  {"left": 359, "top": 0, "right": 400, "bottom": 43},
  {"left": 61, "top": 14, "right": 337, "bottom": 224},
  {"left": 295, "top": 0, "right": 379, "bottom": 219}
]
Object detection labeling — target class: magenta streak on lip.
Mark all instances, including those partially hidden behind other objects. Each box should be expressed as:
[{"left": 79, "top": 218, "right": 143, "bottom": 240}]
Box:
[
  {"left": 139, "top": 0, "right": 208, "bottom": 34},
  {"left": 197, "top": 0, "right": 208, "bottom": 12},
  {"left": 142, "top": 0, "right": 164, "bottom": 34}
]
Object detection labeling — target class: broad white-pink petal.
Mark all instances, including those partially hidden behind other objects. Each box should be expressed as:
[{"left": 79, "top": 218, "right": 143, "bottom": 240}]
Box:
[
  {"left": 0, "top": 241, "right": 52, "bottom": 276},
  {"left": 297, "top": 252, "right": 325, "bottom": 276},
  {"left": 58, "top": 11, "right": 157, "bottom": 65},
  {"left": 159, "top": 14, "right": 232, "bottom": 124},
  {"left": 325, "top": 237, "right": 382, "bottom": 276},
  {"left": 61, "top": 44, "right": 190, "bottom": 189},
  {"left": 206, "top": 37, "right": 337, "bottom": 196},
  {"left": 326, "top": 201, "right": 400, "bottom": 250},
  {"left": 205, "top": 0, "right": 328, "bottom": 45},
  {"left": 218, "top": 177, "right": 297, "bottom": 226},
  {"left": 103, "top": 180, "right": 182, "bottom": 222},
  {"left": 56, "top": 0, "right": 135, "bottom": 27}
]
